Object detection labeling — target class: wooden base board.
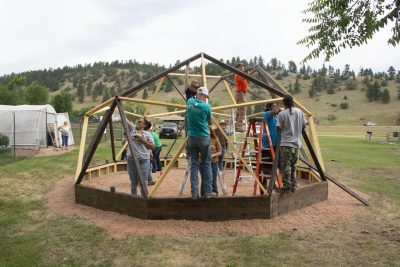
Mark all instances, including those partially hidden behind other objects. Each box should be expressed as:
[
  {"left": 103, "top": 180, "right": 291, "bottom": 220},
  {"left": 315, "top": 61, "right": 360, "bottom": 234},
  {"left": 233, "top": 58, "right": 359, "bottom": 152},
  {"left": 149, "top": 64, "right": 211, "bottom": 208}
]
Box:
[{"left": 75, "top": 181, "right": 328, "bottom": 221}]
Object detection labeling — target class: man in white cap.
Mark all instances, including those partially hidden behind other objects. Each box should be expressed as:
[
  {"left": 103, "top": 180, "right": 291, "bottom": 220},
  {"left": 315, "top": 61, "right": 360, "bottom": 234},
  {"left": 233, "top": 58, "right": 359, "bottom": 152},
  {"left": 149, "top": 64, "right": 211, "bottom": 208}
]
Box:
[{"left": 186, "top": 87, "right": 216, "bottom": 199}]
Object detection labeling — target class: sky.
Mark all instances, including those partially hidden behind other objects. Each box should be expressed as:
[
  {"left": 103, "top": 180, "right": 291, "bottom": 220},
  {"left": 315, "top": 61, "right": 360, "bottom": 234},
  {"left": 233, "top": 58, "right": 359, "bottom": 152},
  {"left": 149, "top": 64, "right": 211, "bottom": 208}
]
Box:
[{"left": 1, "top": 0, "right": 399, "bottom": 76}]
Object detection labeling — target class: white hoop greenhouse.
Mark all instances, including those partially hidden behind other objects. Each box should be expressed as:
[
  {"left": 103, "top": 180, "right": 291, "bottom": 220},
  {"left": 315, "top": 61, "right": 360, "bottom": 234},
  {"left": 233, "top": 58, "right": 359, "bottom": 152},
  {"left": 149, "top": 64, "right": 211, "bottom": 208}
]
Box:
[{"left": 0, "top": 104, "right": 74, "bottom": 148}]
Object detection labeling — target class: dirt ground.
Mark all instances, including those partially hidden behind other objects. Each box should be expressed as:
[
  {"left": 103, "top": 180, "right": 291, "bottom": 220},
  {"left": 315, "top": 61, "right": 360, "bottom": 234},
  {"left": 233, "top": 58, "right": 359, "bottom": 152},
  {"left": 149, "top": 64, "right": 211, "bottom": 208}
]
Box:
[{"left": 46, "top": 169, "right": 367, "bottom": 239}]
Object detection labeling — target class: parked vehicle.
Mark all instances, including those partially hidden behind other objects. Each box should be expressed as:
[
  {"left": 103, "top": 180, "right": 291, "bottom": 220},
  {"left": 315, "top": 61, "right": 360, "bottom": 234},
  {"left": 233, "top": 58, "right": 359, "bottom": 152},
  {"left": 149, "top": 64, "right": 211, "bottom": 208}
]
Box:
[
  {"left": 159, "top": 122, "right": 179, "bottom": 139},
  {"left": 364, "top": 121, "right": 377, "bottom": 126}
]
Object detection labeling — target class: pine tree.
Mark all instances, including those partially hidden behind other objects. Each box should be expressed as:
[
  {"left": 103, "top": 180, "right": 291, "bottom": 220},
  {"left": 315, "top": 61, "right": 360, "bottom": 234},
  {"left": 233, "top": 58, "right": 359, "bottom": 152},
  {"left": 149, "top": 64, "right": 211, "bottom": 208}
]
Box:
[
  {"left": 77, "top": 84, "right": 85, "bottom": 103},
  {"left": 381, "top": 89, "right": 390, "bottom": 103},
  {"left": 293, "top": 76, "right": 301, "bottom": 94},
  {"left": 142, "top": 88, "right": 149, "bottom": 99},
  {"left": 388, "top": 66, "right": 396, "bottom": 80}
]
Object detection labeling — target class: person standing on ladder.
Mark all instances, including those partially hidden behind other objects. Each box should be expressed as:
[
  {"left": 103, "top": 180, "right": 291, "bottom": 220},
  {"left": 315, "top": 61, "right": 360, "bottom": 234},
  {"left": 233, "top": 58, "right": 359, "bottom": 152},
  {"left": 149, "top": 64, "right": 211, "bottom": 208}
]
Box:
[
  {"left": 261, "top": 102, "right": 281, "bottom": 187},
  {"left": 234, "top": 63, "right": 256, "bottom": 132},
  {"left": 187, "top": 87, "right": 216, "bottom": 199},
  {"left": 276, "top": 95, "right": 307, "bottom": 193}
]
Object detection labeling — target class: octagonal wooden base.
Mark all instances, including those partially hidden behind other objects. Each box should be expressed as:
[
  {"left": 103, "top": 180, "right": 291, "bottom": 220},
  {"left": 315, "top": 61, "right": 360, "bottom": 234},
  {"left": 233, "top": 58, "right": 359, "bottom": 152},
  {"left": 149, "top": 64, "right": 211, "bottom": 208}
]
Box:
[{"left": 75, "top": 181, "right": 328, "bottom": 221}]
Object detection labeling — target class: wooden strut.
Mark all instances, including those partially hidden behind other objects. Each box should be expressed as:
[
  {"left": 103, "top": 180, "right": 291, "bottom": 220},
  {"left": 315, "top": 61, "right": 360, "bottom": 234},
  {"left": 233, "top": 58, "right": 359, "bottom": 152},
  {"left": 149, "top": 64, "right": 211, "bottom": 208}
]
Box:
[
  {"left": 118, "top": 96, "right": 187, "bottom": 109},
  {"left": 267, "top": 139, "right": 281, "bottom": 195},
  {"left": 121, "top": 53, "right": 202, "bottom": 97},
  {"left": 109, "top": 119, "right": 116, "bottom": 162},
  {"left": 116, "top": 99, "right": 149, "bottom": 197},
  {"left": 76, "top": 99, "right": 117, "bottom": 184},
  {"left": 212, "top": 118, "right": 267, "bottom": 194},
  {"left": 203, "top": 53, "right": 285, "bottom": 97},
  {"left": 299, "top": 157, "right": 370, "bottom": 206},
  {"left": 149, "top": 137, "right": 188, "bottom": 197},
  {"left": 301, "top": 128, "right": 326, "bottom": 181},
  {"left": 75, "top": 115, "right": 89, "bottom": 180},
  {"left": 166, "top": 75, "right": 186, "bottom": 102},
  {"left": 143, "top": 77, "right": 166, "bottom": 116}
]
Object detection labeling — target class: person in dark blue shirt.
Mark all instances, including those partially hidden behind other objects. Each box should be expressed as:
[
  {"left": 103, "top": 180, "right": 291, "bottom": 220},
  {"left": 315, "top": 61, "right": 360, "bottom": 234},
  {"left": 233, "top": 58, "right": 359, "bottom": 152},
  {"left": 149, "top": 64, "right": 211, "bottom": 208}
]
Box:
[
  {"left": 261, "top": 102, "right": 281, "bottom": 187},
  {"left": 185, "top": 79, "right": 200, "bottom": 101}
]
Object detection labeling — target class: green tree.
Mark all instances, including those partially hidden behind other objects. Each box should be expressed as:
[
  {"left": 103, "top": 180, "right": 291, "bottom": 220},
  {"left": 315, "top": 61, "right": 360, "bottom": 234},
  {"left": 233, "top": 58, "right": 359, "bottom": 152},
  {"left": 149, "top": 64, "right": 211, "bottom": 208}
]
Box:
[
  {"left": 299, "top": 1, "right": 400, "bottom": 62},
  {"left": 51, "top": 92, "right": 72, "bottom": 114},
  {"left": 382, "top": 88, "right": 390, "bottom": 103},
  {"left": 142, "top": 88, "right": 149, "bottom": 99},
  {"left": 77, "top": 84, "right": 85, "bottom": 103},
  {"left": 102, "top": 88, "right": 110, "bottom": 102},
  {"left": 166, "top": 98, "right": 185, "bottom": 112},
  {"left": 288, "top": 61, "right": 297, "bottom": 73},
  {"left": 388, "top": 66, "right": 396, "bottom": 80},
  {"left": 293, "top": 76, "right": 301, "bottom": 94},
  {"left": 339, "top": 102, "right": 349, "bottom": 109},
  {"left": 25, "top": 82, "right": 49, "bottom": 104},
  {"left": 0, "top": 85, "right": 19, "bottom": 105}
]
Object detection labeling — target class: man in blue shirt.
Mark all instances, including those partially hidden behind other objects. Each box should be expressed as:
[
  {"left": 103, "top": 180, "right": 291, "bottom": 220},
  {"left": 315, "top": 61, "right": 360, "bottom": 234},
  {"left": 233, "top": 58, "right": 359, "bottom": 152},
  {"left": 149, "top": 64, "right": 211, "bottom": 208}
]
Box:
[
  {"left": 187, "top": 87, "right": 216, "bottom": 199},
  {"left": 261, "top": 102, "right": 280, "bottom": 188}
]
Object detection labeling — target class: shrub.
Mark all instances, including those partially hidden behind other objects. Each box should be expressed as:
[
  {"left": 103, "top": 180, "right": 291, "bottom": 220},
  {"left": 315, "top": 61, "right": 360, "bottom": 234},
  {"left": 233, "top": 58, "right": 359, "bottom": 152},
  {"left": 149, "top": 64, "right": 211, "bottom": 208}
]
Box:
[
  {"left": 330, "top": 103, "right": 337, "bottom": 107},
  {"left": 340, "top": 102, "right": 349, "bottom": 109},
  {"left": 327, "top": 114, "right": 337, "bottom": 121},
  {"left": 327, "top": 88, "right": 335, "bottom": 94},
  {"left": 0, "top": 134, "right": 9, "bottom": 147}
]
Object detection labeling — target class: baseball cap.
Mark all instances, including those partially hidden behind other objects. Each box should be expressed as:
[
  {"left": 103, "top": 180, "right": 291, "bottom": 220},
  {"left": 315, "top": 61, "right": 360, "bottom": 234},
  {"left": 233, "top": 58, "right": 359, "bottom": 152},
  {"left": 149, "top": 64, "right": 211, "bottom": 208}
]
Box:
[
  {"left": 219, "top": 120, "right": 227, "bottom": 125},
  {"left": 197, "top": 87, "right": 209, "bottom": 97}
]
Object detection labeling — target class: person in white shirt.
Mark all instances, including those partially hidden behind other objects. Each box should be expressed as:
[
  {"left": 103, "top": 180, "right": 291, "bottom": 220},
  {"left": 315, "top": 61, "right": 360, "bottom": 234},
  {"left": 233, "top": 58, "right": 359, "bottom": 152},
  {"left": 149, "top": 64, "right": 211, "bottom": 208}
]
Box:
[{"left": 276, "top": 95, "right": 307, "bottom": 193}]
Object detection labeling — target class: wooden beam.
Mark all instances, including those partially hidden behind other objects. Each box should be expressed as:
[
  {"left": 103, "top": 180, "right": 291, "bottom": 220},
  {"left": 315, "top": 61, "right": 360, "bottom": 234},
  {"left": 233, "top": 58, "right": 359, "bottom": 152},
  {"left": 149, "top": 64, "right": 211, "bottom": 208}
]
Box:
[
  {"left": 212, "top": 118, "right": 267, "bottom": 194},
  {"left": 116, "top": 99, "right": 148, "bottom": 197},
  {"left": 212, "top": 98, "right": 283, "bottom": 112},
  {"left": 299, "top": 157, "right": 370, "bottom": 206},
  {"left": 149, "top": 137, "right": 188, "bottom": 197},
  {"left": 200, "top": 53, "right": 207, "bottom": 88},
  {"left": 203, "top": 53, "right": 285, "bottom": 97},
  {"left": 145, "top": 109, "right": 186, "bottom": 118},
  {"left": 116, "top": 142, "right": 128, "bottom": 160},
  {"left": 76, "top": 99, "right": 117, "bottom": 184},
  {"left": 184, "top": 64, "right": 189, "bottom": 91},
  {"left": 293, "top": 99, "right": 312, "bottom": 117},
  {"left": 307, "top": 116, "right": 325, "bottom": 171},
  {"left": 118, "top": 96, "right": 187, "bottom": 109},
  {"left": 144, "top": 77, "right": 165, "bottom": 116},
  {"left": 85, "top": 98, "right": 115, "bottom": 116},
  {"left": 124, "top": 111, "right": 143, "bottom": 118},
  {"left": 109, "top": 119, "right": 116, "bottom": 162},
  {"left": 247, "top": 111, "right": 264, "bottom": 118},
  {"left": 75, "top": 115, "right": 89, "bottom": 181},
  {"left": 121, "top": 53, "right": 202, "bottom": 97},
  {"left": 168, "top": 72, "right": 222, "bottom": 79},
  {"left": 211, "top": 112, "right": 231, "bottom": 118},
  {"left": 301, "top": 128, "right": 326, "bottom": 182},
  {"left": 223, "top": 80, "right": 237, "bottom": 105}
]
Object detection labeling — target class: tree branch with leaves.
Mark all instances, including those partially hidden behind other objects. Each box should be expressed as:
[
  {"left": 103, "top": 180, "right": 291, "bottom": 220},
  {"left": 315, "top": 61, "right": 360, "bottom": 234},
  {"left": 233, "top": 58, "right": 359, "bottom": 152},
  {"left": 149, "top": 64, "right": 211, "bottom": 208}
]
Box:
[{"left": 298, "top": 0, "right": 400, "bottom": 62}]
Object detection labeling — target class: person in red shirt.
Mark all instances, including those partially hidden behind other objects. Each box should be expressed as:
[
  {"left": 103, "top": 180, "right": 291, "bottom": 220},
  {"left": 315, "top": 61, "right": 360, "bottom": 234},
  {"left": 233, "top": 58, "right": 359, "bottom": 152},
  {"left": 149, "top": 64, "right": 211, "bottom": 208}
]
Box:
[{"left": 235, "top": 63, "right": 256, "bottom": 131}]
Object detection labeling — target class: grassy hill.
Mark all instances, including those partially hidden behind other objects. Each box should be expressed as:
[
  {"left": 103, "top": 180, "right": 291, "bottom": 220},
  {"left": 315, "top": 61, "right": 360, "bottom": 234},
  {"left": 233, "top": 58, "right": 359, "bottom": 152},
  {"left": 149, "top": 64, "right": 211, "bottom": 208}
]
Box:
[
  {"left": 65, "top": 70, "right": 400, "bottom": 126},
  {"left": 2, "top": 60, "right": 400, "bottom": 126}
]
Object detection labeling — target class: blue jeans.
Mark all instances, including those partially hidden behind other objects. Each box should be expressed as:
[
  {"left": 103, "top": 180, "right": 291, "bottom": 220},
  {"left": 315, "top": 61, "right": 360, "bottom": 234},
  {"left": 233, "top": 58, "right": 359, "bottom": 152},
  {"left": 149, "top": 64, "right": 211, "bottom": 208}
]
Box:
[
  {"left": 127, "top": 156, "right": 150, "bottom": 197},
  {"left": 188, "top": 136, "right": 212, "bottom": 197},
  {"left": 152, "top": 146, "right": 163, "bottom": 172},
  {"left": 218, "top": 146, "right": 226, "bottom": 171},
  {"left": 200, "top": 162, "right": 219, "bottom": 195},
  {"left": 61, "top": 135, "right": 68, "bottom": 147}
]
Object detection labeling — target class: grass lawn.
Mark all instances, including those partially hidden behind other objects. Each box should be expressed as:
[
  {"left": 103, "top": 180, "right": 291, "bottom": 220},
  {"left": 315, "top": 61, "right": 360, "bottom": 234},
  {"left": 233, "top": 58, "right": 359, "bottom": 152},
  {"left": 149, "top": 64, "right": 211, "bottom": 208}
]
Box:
[{"left": 0, "top": 134, "right": 399, "bottom": 266}]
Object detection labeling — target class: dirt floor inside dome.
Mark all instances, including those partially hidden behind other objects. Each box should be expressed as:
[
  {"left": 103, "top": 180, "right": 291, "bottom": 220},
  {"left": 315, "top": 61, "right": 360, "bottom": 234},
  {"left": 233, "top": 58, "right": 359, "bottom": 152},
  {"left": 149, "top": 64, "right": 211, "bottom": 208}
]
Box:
[{"left": 46, "top": 168, "right": 367, "bottom": 239}]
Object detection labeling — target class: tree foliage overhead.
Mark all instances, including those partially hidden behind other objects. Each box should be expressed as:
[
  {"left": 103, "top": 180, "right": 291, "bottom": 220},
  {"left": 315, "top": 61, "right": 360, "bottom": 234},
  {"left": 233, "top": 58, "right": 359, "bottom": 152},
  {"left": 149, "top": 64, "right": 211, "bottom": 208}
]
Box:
[{"left": 298, "top": 0, "right": 400, "bottom": 62}]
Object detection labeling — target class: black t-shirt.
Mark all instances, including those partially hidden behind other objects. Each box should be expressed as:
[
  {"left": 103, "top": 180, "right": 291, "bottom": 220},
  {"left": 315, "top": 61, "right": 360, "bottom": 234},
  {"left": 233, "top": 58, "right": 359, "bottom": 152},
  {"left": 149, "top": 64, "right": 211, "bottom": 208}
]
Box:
[{"left": 185, "top": 88, "right": 197, "bottom": 101}]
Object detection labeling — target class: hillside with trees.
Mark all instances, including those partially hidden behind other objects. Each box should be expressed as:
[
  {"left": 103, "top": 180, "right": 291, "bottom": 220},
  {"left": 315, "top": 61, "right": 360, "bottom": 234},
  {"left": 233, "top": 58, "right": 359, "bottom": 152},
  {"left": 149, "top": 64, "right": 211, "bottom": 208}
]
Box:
[{"left": 1, "top": 56, "right": 399, "bottom": 125}]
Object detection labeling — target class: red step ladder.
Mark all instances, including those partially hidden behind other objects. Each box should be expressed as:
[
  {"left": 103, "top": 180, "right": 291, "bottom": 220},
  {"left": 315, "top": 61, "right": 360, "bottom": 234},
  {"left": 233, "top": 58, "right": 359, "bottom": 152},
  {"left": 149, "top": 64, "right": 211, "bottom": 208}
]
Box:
[{"left": 232, "top": 118, "right": 282, "bottom": 195}]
